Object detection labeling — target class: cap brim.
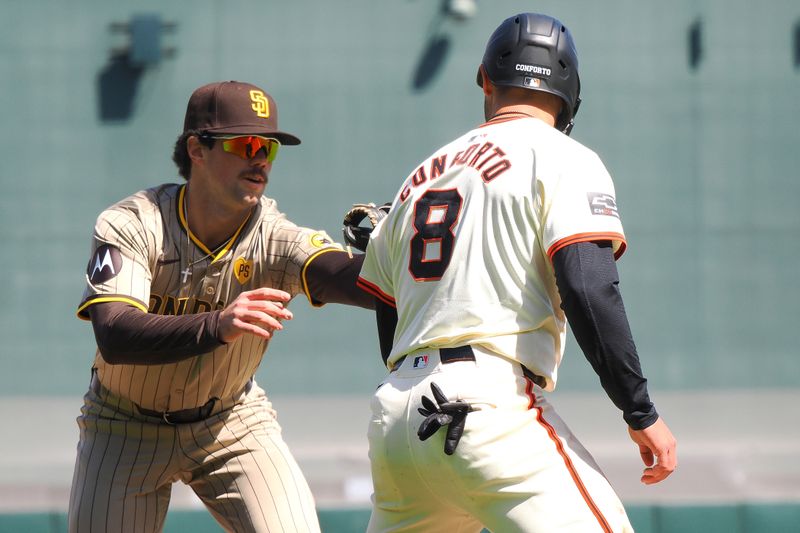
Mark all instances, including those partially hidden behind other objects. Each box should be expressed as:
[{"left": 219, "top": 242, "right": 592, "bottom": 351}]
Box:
[{"left": 202, "top": 125, "right": 301, "bottom": 145}]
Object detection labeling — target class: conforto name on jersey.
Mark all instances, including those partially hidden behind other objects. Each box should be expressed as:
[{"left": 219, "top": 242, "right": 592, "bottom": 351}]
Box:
[{"left": 399, "top": 141, "right": 511, "bottom": 202}]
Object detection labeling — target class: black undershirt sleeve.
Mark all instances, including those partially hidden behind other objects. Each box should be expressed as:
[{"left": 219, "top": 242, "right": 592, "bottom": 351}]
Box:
[
  {"left": 89, "top": 302, "right": 224, "bottom": 365},
  {"left": 92, "top": 250, "right": 373, "bottom": 365},
  {"left": 307, "top": 250, "right": 393, "bottom": 364},
  {"left": 552, "top": 241, "right": 659, "bottom": 430},
  {"left": 375, "top": 298, "right": 398, "bottom": 366},
  {"left": 305, "top": 251, "right": 376, "bottom": 310}
]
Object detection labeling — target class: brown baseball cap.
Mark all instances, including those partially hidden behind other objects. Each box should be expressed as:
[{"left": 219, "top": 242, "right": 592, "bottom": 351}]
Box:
[{"left": 183, "top": 81, "right": 301, "bottom": 145}]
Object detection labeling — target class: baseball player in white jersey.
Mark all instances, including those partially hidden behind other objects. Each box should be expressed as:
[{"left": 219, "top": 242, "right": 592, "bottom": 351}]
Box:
[
  {"left": 356, "top": 13, "right": 677, "bottom": 532},
  {"left": 68, "top": 81, "right": 374, "bottom": 532}
]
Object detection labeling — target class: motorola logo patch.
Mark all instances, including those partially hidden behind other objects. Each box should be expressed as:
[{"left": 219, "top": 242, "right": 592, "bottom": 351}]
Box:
[
  {"left": 587, "top": 192, "right": 619, "bottom": 218},
  {"left": 87, "top": 244, "right": 123, "bottom": 284}
]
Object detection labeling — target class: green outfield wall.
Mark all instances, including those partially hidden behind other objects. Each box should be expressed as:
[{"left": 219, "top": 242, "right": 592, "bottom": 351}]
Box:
[
  {"left": 2, "top": 503, "right": 800, "bottom": 533},
  {"left": 2, "top": 0, "right": 798, "bottom": 397}
]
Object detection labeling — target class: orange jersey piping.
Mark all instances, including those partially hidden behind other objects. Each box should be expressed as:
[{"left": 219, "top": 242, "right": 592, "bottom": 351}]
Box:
[
  {"left": 524, "top": 379, "right": 614, "bottom": 533},
  {"left": 547, "top": 232, "right": 627, "bottom": 261},
  {"left": 479, "top": 115, "right": 532, "bottom": 128},
  {"left": 356, "top": 277, "right": 396, "bottom": 307}
]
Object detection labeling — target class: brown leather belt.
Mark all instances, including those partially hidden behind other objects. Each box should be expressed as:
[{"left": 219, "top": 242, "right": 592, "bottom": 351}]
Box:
[
  {"left": 393, "top": 345, "right": 546, "bottom": 388},
  {"left": 91, "top": 373, "right": 253, "bottom": 425}
]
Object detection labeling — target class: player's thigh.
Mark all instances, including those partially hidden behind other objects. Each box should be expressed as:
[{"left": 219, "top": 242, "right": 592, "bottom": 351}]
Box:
[
  {"left": 367, "top": 505, "right": 482, "bottom": 533},
  {"left": 468, "top": 398, "right": 632, "bottom": 533},
  {"left": 188, "top": 397, "right": 320, "bottom": 533},
  {"left": 68, "top": 394, "right": 176, "bottom": 533},
  {"left": 368, "top": 381, "right": 413, "bottom": 508}
]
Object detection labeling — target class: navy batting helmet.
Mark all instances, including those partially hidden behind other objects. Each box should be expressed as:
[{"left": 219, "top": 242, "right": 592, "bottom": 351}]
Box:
[{"left": 477, "top": 13, "right": 581, "bottom": 135}]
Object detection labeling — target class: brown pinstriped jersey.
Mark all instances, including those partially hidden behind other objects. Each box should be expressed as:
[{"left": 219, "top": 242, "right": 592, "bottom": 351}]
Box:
[{"left": 77, "top": 183, "right": 341, "bottom": 411}]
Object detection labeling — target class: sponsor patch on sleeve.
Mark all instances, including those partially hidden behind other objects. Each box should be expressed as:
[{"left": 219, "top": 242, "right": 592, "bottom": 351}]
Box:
[
  {"left": 87, "top": 244, "right": 123, "bottom": 284},
  {"left": 587, "top": 192, "right": 619, "bottom": 218}
]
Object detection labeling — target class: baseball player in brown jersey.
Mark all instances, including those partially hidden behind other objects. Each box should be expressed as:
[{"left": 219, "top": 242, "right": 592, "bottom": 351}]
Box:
[
  {"left": 68, "top": 81, "right": 373, "bottom": 533},
  {"left": 357, "top": 13, "right": 677, "bottom": 532}
]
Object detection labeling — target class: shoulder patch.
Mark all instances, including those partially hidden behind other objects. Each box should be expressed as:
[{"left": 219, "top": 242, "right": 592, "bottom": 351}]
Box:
[
  {"left": 309, "top": 232, "right": 333, "bottom": 248},
  {"left": 587, "top": 192, "right": 619, "bottom": 218},
  {"left": 87, "top": 244, "right": 123, "bottom": 284}
]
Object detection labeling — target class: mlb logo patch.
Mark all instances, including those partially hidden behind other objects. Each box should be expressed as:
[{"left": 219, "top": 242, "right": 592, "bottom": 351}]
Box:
[
  {"left": 523, "top": 76, "right": 541, "bottom": 88},
  {"left": 413, "top": 355, "right": 429, "bottom": 369}
]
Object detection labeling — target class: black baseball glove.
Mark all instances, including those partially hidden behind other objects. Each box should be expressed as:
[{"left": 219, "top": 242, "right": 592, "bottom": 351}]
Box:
[
  {"left": 342, "top": 202, "right": 391, "bottom": 252},
  {"left": 417, "top": 381, "right": 475, "bottom": 455}
]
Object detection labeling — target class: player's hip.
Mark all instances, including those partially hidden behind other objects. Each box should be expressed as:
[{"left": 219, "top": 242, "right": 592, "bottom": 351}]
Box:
[
  {"left": 383, "top": 344, "right": 543, "bottom": 398},
  {"left": 369, "top": 347, "right": 555, "bottom": 505},
  {"left": 78, "top": 370, "right": 270, "bottom": 429},
  {"left": 370, "top": 345, "right": 545, "bottom": 456},
  {"left": 388, "top": 328, "right": 561, "bottom": 389}
]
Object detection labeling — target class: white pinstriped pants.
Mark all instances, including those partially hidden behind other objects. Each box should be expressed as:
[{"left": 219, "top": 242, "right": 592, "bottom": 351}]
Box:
[
  {"left": 367, "top": 346, "right": 634, "bottom": 533},
  {"left": 68, "top": 379, "right": 320, "bottom": 533}
]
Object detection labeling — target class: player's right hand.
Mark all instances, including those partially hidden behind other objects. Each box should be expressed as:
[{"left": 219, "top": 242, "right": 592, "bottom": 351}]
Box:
[
  {"left": 627, "top": 417, "right": 677, "bottom": 485},
  {"left": 217, "top": 288, "right": 293, "bottom": 343}
]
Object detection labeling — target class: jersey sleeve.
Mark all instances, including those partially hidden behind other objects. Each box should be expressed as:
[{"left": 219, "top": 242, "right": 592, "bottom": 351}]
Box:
[
  {"left": 541, "top": 150, "right": 627, "bottom": 261},
  {"left": 77, "top": 205, "right": 155, "bottom": 319},
  {"left": 357, "top": 217, "right": 396, "bottom": 307},
  {"left": 261, "top": 202, "right": 344, "bottom": 306}
]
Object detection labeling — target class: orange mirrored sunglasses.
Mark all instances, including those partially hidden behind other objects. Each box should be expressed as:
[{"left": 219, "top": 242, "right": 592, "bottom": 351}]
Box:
[{"left": 204, "top": 135, "right": 281, "bottom": 162}]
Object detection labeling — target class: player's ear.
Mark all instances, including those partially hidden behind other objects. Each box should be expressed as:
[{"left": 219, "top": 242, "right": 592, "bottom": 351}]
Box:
[
  {"left": 186, "top": 135, "right": 206, "bottom": 164},
  {"left": 478, "top": 65, "right": 493, "bottom": 97}
]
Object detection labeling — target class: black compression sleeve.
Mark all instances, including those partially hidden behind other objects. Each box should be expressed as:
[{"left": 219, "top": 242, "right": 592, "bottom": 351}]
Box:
[
  {"left": 89, "top": 301, "right": 225, "bottom": 365},
  {"left": 552, "top": 241, "right": 659, "bottom": 430},
  {"left": 305, "top": 251, "right": 376, "bottom": 310},
  {"left": 375, "top": 298, "right": 398, "bottom": 366}
]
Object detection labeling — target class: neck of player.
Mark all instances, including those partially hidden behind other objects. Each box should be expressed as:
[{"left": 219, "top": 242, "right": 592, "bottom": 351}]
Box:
[
  {"left": 184, "top": 181, "right": 253, "bottom": 251},
  {"left": 490, "top": 104, "right": 557, "bottom": 127}
]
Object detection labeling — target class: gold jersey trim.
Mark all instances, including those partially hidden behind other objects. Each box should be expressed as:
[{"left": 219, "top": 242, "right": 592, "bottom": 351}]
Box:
[
  {"left": 177, "top": 185, "right": 252, "bottom": 263},
  {"left": 76, "top": 295, "right": 148, "bottom": 320},
  {"left": 301, "top": 248, "right": 341, "bottom": 308}
]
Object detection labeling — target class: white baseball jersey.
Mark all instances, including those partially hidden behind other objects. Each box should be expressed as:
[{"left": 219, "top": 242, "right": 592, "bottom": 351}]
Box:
[{"left": 359, "top": 115, "right": 626, "bottom": 390}]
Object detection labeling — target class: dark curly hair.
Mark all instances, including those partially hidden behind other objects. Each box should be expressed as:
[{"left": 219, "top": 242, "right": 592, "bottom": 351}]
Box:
[{"left": 172, "top": 130, "right": 215, "bottom": 180}]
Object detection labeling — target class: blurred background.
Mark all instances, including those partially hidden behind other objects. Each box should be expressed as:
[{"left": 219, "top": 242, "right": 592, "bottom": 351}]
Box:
[{"left": 1, "top": 0, "right": 799, "bottom": 531}]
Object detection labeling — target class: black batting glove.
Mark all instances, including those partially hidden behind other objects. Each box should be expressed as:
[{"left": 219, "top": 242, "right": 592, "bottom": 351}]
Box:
[{"left": 417, "top": 382, "right": 474, "bottom": 455}]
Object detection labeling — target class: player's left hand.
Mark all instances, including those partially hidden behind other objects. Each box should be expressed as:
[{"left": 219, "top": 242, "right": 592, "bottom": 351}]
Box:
[
  {"left": 342, "top": 202, "right": 390, "bottom": 252},
  {"left": 417, "top": 382, "right": 474, "bottom": 455},
  {"left": 627, "top": 416, "right": 677, "bottom": 485}
]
